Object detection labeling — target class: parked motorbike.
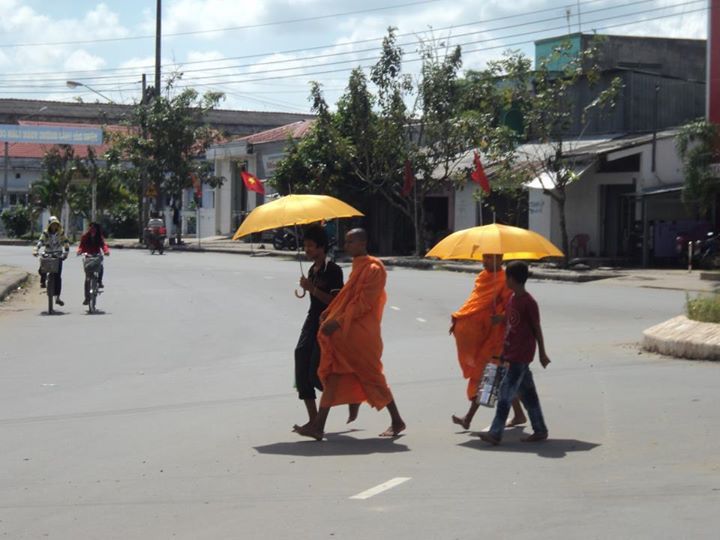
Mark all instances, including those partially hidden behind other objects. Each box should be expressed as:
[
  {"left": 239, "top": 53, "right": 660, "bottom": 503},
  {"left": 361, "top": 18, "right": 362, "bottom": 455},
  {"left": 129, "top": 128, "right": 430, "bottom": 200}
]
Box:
[
  {"left": 693, "top": 232, "right": 720, "bottom": 269},
  {"left": 272, "top": 228, "right": 300, "bottom": 251},
  {"left": 144, "top": 226, "right": 167, "bottom": 255}
]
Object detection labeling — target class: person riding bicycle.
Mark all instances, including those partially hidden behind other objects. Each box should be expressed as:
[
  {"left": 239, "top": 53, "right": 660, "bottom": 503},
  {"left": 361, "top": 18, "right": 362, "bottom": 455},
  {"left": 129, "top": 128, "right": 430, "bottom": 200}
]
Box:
[
  {"left": 77, "top": 222, "right": 110, "bottom": 305},
  {"left": 32, "top": 216, "right": 69, "bottom": 306}
]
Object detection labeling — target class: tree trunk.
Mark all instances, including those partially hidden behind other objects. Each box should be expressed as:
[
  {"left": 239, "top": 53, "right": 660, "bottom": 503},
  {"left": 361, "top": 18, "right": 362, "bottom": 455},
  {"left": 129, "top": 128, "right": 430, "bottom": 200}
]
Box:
[{"left": 557, "top": 188, "right": 569, "bottom": 268}]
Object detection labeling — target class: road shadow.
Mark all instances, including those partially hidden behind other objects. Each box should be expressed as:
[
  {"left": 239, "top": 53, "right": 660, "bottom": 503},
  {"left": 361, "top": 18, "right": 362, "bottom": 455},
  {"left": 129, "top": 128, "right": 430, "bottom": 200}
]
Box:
[
  {"left": 85, "top": 310, "right": 108, "bottom": 316},
  {"left": 254, "top": 429, "right": 410, "bottom": 457},
  {"left": 40, "top": 310, "right": 68, "bottom": 316},
  {"left": 460, "top": 429, "right": 600, "bottom": 459}
]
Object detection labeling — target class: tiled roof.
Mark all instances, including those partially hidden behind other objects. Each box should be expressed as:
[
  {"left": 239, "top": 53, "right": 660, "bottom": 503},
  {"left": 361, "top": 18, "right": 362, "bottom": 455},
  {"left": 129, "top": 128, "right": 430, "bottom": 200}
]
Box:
[
  {"left": 240, "top": 119, "right": 316, "bottom": 145},
  {"left": 0, "top": 98, "right": 315, "bottom": 136}
]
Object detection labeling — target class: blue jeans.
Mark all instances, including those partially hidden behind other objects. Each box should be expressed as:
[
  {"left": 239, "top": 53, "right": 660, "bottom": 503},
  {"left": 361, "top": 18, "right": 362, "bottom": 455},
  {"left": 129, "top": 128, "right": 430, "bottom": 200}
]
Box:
[{"left": 489, "top": 363, "right": 547, "bottom": 440}]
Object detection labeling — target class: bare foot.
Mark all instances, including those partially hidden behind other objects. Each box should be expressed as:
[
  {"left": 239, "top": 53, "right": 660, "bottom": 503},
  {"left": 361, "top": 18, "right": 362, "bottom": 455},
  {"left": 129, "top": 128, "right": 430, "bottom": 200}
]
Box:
[
  {"left": 347, "top": 403, "right": 360, "bottom": 424},
  {"left": 452, "top": 415, "right": 471, "bottom": 430},
  {"left": 379, "top": 421, "right": 406, "bottom": 437},
  {"left": 521, "top": 432, "right": 548, "bottom": 443},
  {"left": 294, "top": 424, "right": 324, "bottom": 441},
  {"left": 506, "top": 414, "right": 527, "bottom": 427},
  {"left": 292, "top": 422, "right": 311, "bottom": 433},
  {"left": 478, "top": 432, "right": 500, "bottom": 446}
]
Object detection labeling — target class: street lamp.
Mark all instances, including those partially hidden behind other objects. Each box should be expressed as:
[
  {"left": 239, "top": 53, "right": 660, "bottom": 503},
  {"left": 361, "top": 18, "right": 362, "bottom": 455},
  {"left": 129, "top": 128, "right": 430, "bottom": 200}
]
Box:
[
  {"left": 66, "top": 81, "right": 115, "bottom": 222},
  {"left": 2, "top": 106, "right": 48, "bottom": 210},
  {"left": 66, "top": 80, "right": 115, "bottom": 104}
]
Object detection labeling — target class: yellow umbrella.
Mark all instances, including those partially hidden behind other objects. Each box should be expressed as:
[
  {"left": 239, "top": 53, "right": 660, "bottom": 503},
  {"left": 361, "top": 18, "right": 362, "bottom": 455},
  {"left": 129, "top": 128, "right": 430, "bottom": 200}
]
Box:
[
  {"left": 426, "top": 223, "right": 563, "bottom": 261},
  {"left": 232, "top": 194, "right": 363, "bottom": 240}
]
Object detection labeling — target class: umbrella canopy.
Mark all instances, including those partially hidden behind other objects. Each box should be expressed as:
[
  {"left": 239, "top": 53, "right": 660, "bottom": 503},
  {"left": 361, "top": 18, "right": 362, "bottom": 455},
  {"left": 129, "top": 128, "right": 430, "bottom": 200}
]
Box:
[
  {"left": 425, "top": 223, "right": 563, "bottom": 261},
  {"left": 232, "top": 194, "right": 364, "bottom": 240}
]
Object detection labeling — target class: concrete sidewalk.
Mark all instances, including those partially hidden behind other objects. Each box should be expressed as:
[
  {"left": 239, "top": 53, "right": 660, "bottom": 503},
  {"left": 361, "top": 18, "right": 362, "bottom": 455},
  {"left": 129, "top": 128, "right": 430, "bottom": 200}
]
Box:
[{"left": 0, "top": 265, "right": 30, "bottom": 302}]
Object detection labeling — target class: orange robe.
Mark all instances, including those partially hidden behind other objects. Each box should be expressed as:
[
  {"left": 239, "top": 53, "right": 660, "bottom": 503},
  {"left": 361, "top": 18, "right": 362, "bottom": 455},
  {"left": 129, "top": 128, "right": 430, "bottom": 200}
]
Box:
[
  {"left": 317, "top": 255, "right": 393, "bottom": 410},
  {"left": 452, "top": 269, "right": 511, "bottom": 401}
]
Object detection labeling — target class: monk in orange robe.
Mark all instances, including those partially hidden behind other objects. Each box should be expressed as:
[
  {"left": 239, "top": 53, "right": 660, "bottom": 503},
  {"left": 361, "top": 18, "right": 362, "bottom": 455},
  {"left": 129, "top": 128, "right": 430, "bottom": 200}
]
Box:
[
  {"left": 450, "top": 254, "right": 526, "bottom": 430},
  {"left": 295, "top": 228, "right": 406, "bottom": 441}
]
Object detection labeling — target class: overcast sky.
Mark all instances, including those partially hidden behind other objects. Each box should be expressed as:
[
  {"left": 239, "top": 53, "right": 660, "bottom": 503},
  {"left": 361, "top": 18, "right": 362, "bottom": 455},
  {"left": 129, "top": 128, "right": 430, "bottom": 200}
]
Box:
[{"left": 0, "top": 0, "right": 709, "bottom": 113}]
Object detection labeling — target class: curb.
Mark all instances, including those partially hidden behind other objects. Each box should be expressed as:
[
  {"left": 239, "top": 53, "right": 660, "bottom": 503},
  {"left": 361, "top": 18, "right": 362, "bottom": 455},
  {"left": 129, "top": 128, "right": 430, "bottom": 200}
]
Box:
[
  {"left": 0, "top": 270, "right": 30, "bottom": 302},
  {"left": 107, "top": 241, "right": 621, "bottom": 281},
  {"left": 642, "top": 315, "right": 720, "bottom": 361}
]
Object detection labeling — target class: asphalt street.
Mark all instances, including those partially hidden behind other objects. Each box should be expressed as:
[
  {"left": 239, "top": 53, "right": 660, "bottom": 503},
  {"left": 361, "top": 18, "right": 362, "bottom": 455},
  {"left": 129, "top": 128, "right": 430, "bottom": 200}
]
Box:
[{"left": 0, "top": 246, "right": 718, "bottom": 539}]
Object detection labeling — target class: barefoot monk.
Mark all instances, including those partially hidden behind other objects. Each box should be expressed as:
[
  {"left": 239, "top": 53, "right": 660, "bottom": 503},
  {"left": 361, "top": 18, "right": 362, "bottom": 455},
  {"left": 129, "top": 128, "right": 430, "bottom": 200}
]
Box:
[
  {"left": 295, "top": 228, "right": 406, "bottom": 441},
  {"left": 450, "top": 253, "right": 525, "bottom": 430}
]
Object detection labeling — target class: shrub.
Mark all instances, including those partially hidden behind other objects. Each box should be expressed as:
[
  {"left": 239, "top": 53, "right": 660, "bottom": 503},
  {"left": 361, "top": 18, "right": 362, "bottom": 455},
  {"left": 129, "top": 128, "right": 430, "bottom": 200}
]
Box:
[
  {"left": 686, "top": 294, "right": 720, "bottom": 323},
  {"left": 0, "top": 204, "right": 32, "bottom": 238}
]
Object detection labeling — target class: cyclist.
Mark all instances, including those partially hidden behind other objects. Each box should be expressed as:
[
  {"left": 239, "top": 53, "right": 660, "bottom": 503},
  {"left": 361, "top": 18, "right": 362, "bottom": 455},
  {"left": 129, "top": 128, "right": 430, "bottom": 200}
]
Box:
[
  {"left": 32, "top": 216, "right": 69, "bottom": 306},
  {"left": 77, "top": 222, "right": 110, "bottom": 305}
]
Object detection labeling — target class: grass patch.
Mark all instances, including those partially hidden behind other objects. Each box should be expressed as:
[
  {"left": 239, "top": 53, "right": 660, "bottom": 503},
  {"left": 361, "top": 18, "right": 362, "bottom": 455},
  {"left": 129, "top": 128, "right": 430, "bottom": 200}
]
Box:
[{"left": 686, "top": 294, "right": 720, "bottom": 323}]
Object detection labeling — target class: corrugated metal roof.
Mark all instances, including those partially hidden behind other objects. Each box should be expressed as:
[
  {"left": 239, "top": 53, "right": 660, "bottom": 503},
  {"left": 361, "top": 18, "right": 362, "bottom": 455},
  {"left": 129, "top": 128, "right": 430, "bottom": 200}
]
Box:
[{"left": 240, "top": 119, "right": 316, "bottom": 145}]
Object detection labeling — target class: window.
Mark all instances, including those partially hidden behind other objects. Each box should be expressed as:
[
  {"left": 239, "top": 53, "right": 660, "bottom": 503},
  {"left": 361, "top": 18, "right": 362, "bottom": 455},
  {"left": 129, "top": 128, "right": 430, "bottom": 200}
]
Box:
[{"left": 598, "top": 153, "right": 640, "bottom": 173}]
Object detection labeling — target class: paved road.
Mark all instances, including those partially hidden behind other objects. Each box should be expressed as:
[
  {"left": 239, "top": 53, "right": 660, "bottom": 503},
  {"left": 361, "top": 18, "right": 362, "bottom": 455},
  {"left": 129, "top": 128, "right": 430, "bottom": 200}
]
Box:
[{"left": 0, "top": 246, "right": 718, "bottom": 539}]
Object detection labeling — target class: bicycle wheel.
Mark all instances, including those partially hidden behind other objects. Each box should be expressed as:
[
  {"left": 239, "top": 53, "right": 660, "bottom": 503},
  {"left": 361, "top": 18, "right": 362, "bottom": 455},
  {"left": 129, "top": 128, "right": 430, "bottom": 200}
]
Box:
[
  {"left": 47, "top": 273, "right": 55, "bottom": 314},
  {"left": 88, "top": 274, "right": 97, "bottom": 313}
]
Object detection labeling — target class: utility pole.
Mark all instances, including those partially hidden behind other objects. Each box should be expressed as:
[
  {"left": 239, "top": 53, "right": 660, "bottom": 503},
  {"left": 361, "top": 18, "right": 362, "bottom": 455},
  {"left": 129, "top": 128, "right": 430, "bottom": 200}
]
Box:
[
  {"left": 138, "top": 74, "right": 148, "bottom": 242},
  {"left": 155, "top": 0, "right": 162, "bottom": 97},
  {"left": 2, "top": 141, "right": 9, "bottom": 210}
]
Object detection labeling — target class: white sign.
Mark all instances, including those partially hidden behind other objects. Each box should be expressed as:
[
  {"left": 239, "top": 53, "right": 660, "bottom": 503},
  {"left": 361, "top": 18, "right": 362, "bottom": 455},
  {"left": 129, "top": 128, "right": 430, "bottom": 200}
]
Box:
[{"left": 262, "top": 152, "right": 286, "bottom": 177}]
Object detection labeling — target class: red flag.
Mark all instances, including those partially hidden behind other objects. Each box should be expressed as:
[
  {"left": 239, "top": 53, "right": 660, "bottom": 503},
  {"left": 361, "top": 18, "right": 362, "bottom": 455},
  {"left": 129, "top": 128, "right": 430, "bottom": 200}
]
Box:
[
  {"left": 190, "top": 173, "right": 202, "bottom": 199},
  {"left": 241, "top": 170, "right": 265, "bottom": 195},
  {"left": 401, "top": 159, "right": 414, "bottom": 197},
  {"left": 471, "top": 150, "right": 491, "bottom": 194}
]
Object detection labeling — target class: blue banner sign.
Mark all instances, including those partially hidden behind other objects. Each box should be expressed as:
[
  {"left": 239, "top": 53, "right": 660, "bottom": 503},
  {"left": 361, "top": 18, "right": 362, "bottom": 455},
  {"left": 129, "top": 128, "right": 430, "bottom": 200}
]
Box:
[{"left": 0, "top": 124, "right": 104, "bottom": 145}]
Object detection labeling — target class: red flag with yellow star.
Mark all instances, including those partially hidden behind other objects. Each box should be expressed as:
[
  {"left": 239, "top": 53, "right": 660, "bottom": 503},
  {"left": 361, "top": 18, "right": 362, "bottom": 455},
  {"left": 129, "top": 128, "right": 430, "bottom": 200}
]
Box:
[{"left": 241, "top": 170, "right": 265, "bottom": 195}]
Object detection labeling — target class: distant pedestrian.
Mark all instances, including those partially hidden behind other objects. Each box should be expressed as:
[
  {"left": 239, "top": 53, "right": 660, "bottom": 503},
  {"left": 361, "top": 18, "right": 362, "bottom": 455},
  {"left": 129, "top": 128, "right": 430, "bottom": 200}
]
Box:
[{"left": 479, "top": 261, "right": 550, "bottom": 445}]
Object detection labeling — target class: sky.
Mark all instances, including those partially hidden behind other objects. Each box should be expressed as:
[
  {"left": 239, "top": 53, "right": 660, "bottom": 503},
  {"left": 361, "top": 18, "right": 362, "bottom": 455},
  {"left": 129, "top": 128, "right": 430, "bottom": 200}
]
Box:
[{"left": 0, "top": 0, "right": 709, "bottom": 113}]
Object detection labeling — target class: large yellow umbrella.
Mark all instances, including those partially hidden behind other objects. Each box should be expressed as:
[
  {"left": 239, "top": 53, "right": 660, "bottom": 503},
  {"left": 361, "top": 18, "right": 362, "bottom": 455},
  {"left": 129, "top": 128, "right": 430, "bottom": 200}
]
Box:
[
  {"left": 426, "top": 223, "right": 563, "bottom": 261},
  {"left": 232, "top": 194, "right": 363, "bottom": 240}
]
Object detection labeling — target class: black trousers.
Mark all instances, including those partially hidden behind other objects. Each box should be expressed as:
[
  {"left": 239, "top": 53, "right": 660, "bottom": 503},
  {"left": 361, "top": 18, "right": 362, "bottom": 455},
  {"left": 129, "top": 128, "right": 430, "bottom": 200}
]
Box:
[
  {"left": 39, "top": 259, "right": 63, "bottom": 296},
  {"left": 294, "top": 314, "right": 323, "bottom": 400}
]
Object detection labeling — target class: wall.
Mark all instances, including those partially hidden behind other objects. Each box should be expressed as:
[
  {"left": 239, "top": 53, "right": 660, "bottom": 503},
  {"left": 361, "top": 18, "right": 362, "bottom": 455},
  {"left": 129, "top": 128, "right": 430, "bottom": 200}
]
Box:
[{"left": 453, "top": 184, "right": 478, "bottom": 231}]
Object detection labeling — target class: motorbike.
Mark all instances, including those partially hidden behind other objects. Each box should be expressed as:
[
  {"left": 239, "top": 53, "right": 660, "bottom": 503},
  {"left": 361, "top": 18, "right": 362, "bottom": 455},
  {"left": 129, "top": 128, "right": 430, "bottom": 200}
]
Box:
[
  {"left": 272, "top": 227, "right": 301, "bottom": 251},
  {"left": 693, "top": 231, "right": 720, "bottom": 269},
  {"left": 144, "top": 226, "right": 167, "bottom": 255}
]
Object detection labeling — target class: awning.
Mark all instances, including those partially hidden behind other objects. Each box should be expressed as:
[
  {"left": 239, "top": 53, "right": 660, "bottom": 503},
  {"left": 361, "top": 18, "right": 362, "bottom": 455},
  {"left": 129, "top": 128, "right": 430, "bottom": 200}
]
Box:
[{"left": 524, "top": 161, "right": 595, "bottom": 190}]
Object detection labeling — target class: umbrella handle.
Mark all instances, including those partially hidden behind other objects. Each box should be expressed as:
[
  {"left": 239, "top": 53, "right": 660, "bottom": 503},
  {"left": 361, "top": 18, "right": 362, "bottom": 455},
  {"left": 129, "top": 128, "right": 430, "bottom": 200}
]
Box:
[{"left": 294, "top": 288, "right": 306, "bottom": 299}]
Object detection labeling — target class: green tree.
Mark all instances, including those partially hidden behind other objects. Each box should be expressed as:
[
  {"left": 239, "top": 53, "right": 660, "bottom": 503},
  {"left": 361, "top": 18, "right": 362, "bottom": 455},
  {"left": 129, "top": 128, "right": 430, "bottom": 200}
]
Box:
[
  {"left": 32, "top": 145, "right": 83, "bottom": 221},
  {"left": 116, "top": 76, "right": 225, "bottom": 242},
  {"left": 461, "top": 41, "right": 622, "bottom": 264},
  {"left": 273, "top": 29, "right": 487, "bottom": 254},
  {"left": 0, "top": 204, "right": 32, "bottom": 238},
  {"left": 69, "top": 146, "right": 134, "bottom": 219},
  {"left": 676, "top": 119, "right": 720, "bottom": 218}
]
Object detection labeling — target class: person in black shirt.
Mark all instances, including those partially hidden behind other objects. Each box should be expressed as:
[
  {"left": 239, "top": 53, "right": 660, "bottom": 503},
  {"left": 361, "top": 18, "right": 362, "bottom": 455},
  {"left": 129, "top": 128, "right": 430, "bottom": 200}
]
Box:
[{"left": 293, "top": 225, "right": 358, "bottom": 432}]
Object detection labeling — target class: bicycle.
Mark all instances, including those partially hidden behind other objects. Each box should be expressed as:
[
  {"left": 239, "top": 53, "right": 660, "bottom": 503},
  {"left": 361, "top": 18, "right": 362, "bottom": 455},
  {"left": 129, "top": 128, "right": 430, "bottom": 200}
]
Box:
[
  {"left": 38, "top": 252, "right": 63, "bottom": 314},
  {"left": 83, "top": 254, "right": 104, "bottom": 314}
]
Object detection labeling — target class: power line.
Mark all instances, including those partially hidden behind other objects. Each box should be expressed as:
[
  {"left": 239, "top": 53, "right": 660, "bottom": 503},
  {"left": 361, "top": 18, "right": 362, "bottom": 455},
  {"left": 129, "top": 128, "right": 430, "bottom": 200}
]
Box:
[
  {"left": 173, "top": 5, "right": 710, "bottom": 88},
  {"left": 0, "top": 0, "right": 640, "bottom": 76},
  {"left": 0, "top": 0, "right": 444, "bottom": 49},
  {"left": 0, "top": 0, "right": 668, "bottom": 84},
  {"left": 0, "top": 0, "right": 701, "bottom": 89},
  {"left": 0, "top": 0, "right": 704, "bottom": 92},
  {"left": 0, "top": 2, "right": 707, "bottom": 105}
]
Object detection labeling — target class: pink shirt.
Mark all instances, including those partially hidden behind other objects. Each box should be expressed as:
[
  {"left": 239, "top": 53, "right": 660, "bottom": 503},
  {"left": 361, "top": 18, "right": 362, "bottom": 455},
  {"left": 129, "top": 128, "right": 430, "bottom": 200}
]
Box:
[{"left": 502, "top": 291, "right": 540, "bottom": 364}]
